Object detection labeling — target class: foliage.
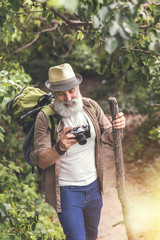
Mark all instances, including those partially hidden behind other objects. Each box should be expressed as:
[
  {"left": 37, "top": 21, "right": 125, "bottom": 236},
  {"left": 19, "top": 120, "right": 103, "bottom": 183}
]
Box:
[
  {"left": 0, "top": 0, "right": 159, "bottom": 114},
  {"left": 0, "top": 62, "right": 31, "bottom": 142},
  {"left": 125, "top": 117, "right": 160, "bottom": 163},
  {"left": 0, "top": 0, "right": 159, "bottom": 56},
  {"left": 0, "top": 161, "right": 65, "bottom": 240},
  {"left": 0, "top": 65, "right": 65, "bottom": 239},
  {"left": 149, "top": 126, "right": 160, "bottom": 142}
]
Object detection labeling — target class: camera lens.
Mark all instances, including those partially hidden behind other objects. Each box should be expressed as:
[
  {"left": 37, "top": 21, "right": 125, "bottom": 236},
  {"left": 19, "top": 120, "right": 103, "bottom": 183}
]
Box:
[{"left": 76, "top": 133, "right": 87, "bottom": 145}]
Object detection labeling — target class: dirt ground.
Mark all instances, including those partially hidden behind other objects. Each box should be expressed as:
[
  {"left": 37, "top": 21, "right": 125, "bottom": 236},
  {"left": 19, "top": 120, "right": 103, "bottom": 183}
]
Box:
[
  {"left": 98, "top": 146, "right": 128, "bottom": 240},
  {"left": 98, "top": 116, "right": 160, "bottom": 240},
  {"left": 97, "top": 115, "right": 145, "bottom": 240}
]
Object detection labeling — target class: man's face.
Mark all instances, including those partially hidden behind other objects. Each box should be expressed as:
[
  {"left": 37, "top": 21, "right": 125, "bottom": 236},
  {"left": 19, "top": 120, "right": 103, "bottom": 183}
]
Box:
[
  {"left": 54, "top": 86, "right": 83, "bottom": 117},
  {"left": 54, "top": 87, "right": 78, "bottom": 107}
]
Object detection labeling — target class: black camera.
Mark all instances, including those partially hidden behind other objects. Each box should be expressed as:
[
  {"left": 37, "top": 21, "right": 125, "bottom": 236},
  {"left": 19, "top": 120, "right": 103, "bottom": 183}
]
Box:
[{"left": 66, "top": 125, "right": 91, "bottom": 145}]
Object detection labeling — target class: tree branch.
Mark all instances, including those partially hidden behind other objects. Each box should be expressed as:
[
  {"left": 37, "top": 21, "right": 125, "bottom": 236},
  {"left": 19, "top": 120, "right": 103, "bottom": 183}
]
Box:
[
  {"left": 53, "top": 36, "right": 76, "bottom": 58},
  {"left": 11, "top": 11, "right": 43, "bottom": 15},
  {"left": 0, "top": 24, "right": 58, "bottom": 63},
  {"left": 120, "top": 47, "right": 160, "bottom": 56},
  {"left": 15, "top": 24, "right": 58, "bottom": 53},
  {"left": 35, "top": 17, "right": 67, "bottom": 26},
  {"left": 50, "top": 8, "right": 89, "bottom": 35},
  {"left": 139, "top": 24, "right": 160, "bottom": 30}
]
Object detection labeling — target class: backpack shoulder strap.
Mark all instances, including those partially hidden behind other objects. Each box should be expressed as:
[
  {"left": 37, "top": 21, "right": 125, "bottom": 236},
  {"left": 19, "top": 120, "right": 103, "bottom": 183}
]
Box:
[
  {"left": 41, "top": 104, "right": 61, "bottom": 146},
  {"left": 41, "top": 105, "right": 54, "bottom": 130},
  {"left": 89, "top": 101, "right": 97, "bottom": 115},
  {"left": 83, "top": 97, "right": 97, "bottom": 115}
]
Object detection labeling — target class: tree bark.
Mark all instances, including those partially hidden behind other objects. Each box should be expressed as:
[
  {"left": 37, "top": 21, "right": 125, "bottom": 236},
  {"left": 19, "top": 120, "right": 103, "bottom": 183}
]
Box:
[{"left": 108, "top": 97, "right": 135, "bottom": 240}]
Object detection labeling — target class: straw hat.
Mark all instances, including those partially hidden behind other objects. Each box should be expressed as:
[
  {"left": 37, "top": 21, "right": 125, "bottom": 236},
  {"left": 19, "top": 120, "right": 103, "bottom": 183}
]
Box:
[{"left": 45, "top": 63, "right": 82, "bottom": 91}]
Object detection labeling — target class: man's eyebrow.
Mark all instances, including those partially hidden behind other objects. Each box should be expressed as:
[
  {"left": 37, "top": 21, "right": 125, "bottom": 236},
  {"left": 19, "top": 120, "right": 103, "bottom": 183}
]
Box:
[{"left": 56, "top": 90, "right": 64, "bottom": 93}]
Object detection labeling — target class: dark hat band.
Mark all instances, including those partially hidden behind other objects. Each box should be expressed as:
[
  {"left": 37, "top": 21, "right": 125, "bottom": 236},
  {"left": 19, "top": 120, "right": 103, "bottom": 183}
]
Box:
[
  {"left": 45, "top": 73, "right": 82, "bottom": 91},
  {"left": 50, "top": 76, "right": 76, "bottom": 86}
]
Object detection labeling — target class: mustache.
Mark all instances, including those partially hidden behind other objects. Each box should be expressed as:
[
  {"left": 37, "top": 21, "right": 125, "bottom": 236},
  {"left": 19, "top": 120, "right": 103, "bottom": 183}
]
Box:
[{"left": 63, "top": 99, "right": 76, "bottom": 104}]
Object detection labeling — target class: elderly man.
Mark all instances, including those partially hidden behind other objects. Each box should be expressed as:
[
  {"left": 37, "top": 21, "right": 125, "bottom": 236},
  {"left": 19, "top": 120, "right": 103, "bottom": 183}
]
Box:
[{"left": 30, "top": 63, "right": 126, "bottom": 240}]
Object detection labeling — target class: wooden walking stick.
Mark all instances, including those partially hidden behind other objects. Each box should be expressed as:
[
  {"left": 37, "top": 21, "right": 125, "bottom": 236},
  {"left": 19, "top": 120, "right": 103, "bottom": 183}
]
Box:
[{"left": 108, "top": 97, "right": 134, "bottom": 240}]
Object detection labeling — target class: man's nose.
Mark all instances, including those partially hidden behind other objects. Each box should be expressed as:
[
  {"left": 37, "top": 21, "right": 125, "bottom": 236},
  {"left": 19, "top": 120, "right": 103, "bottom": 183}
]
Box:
[{"left": 65, "top": 93, "right": 72, "bottom": 102}]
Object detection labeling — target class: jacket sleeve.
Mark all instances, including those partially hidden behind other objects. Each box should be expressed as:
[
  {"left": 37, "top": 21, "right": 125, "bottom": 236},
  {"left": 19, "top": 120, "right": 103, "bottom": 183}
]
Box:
[{"left": 30, "top": 111, "right": 52, "bottom": 166}]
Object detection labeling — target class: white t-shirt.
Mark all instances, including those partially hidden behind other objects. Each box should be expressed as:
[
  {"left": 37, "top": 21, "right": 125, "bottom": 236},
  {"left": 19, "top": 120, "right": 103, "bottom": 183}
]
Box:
[{"left": 59, "top": 110, "right": 97, "bottom": 186}]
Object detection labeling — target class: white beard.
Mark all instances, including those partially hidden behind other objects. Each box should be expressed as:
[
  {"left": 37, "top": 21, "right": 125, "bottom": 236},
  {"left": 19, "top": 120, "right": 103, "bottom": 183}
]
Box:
[{"left": 54, "top": 89, "right": 83, "bottom": 118}]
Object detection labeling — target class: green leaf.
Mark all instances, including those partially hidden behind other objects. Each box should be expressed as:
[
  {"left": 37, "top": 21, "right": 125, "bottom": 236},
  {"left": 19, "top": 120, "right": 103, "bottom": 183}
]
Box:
[
  {"left": 92, "top": 0, "right": 100, "bottom": 13},
  {"left": 104, "top": 37, "right": 118, "bottom": 54},
  {"left": 32, "top": 222, "right": 36, "bottom": 231},
  {"left": 127, "top": 70, "right": 137, "bottom": 81},
  {"left": 149, "top": 4, "right": 154, "bottom": 12},
  {"left": 118, "top": 26, "right": 129, "bottom": 40},
  {"left": 142, "top": 66, "right": 149, "bottom": 75},
  {"left": 91, "top": 15, "right": 100, "bottom": 29},
  {"left": 109, "top": 2, "right": 118, "bottom": 10},
  {"left": 149, "top": 42, "right": 155, "bottom": 51},
  {"left": 7, "top": 23, "right": 15, "bottom": 34},
  {"left": 8, "top": 0, "right": 20, "bottom": 12},
  {"left": 0, "top": 28, "right": 3, "bottom": 39},
  {"left": 77, "top": 31, "right": 84, "bottom": 41},
  {"left": 99, "top": 6, "right": 108, "bottom": 22},
  {"left": 148, "top": 56, "right": 157, "bottom": 66},
  {"left": 109, "top": 20, "right": 119, "bottom": 36},
  {"left": 0, "top": 126, "right": 5, "bottom": 133},
  {"left": 127, "top": 2, "right": 136, "bottom": 15},
  {"left": 64, "top": 0, "right": 79, "bottom": 13},
  {"left": 35, "top": 0, "right": 47, "bottom": 3},
  {"left": 122, "top": 56, "right": 130, "bottom": 71},
  {"left": 0, "top": 96, "right": 4, "bottom": 103},
  {"left": 9, "top": 80, "right": 16, "bottom": 85},
  {"left": 114, "top": 9, "right": 123, "bottom": 23},
  {"left": 3, "top": 203, "right": 11, "bottom": 211},
  {"left": 0, "top": 134, "right": 4, "bottom": 142},
  {"left": 155, "top": 4, "right": 160, "bottom": 12},
  {"left": 0, "top": 203, "right": 7, "bottom": 216},
  {"left": 46, "top": 13, "right": 54, "bottom": 23},
  {"left": 58, "top": 19, "right": 63, "bottom": 26},
  {"left": 154, "top": 42, "right": 160, "bottom": 55},
  {"left": 47, "top": 0, "right": 78, "bottom": 13},
  {"left": 98, "top": 58, "right": 107, "bottom": 74},
  {"left": 154, "top": 14, "right": 160, "bottom": 25},
  {"left": 122, "top": 20, "right": 138, "bottom": 36},
  {"left": 42, "top": 10, "right": 50, "bottom": 18},
  {"left": 0, "top": 70, "right": 8, "bottom": 76},
  {"left": 0, "top": 7, "right": 7, "bottom": 25}
]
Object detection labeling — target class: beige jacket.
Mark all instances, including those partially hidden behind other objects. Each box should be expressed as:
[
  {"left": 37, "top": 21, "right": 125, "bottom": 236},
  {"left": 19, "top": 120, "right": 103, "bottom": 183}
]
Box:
[{"left": 30, "top": 97, "right": 113, "bottom": 212}]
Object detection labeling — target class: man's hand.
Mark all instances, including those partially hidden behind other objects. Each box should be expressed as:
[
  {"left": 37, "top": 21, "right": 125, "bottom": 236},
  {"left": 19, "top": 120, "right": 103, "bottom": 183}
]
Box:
[
  {"left": 59, "top": 126, "right": 78, "bottom": 151},
  {"left": 108, "top": 112, "right": 126, "bottom": 130}
]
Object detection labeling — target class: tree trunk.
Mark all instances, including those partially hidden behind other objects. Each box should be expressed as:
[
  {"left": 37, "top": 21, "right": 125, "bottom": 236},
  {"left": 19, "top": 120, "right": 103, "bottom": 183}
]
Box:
[{"left": 108, "top": 97, "right": 134, "bottom": 240}]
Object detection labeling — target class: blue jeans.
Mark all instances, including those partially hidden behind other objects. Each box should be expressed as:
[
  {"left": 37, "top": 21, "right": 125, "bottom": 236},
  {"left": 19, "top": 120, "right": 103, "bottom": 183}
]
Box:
[{"left": 58, "top": 179, "right": 103, "bottom": 240}]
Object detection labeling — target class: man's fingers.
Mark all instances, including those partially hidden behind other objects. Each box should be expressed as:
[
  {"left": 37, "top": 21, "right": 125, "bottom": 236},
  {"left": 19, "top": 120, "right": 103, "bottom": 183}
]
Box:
[
  {"left": 108, "top": 116, "right": 112, "bottom": 122},
  {"left": 62, "top": 126, "right": 72, "bottom": 135},
  {"left": 116, "top": 112, "right": 124, "bottom": 118},
  {"left": 60, "top": 126, "right": 78, "bottom": 150},
  {"left": 113, "top": 122, "right": 125, "bottom": 129},
  {"left": 112, "top": 112, "right": 126, "bottom": 129}
]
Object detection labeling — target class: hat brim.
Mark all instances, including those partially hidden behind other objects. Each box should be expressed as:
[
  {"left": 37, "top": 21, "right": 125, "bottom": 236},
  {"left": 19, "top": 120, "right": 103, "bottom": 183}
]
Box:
[{"left": 45, "top": 73, "right": 82, "bottom": 92}]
